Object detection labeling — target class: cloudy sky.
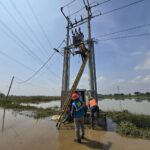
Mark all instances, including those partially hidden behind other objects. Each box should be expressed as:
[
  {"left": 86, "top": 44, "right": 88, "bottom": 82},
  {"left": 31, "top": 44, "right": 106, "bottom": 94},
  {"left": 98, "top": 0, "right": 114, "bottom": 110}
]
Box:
[{"left": 0, "top": 0, "right": 150, "bottom": 96}]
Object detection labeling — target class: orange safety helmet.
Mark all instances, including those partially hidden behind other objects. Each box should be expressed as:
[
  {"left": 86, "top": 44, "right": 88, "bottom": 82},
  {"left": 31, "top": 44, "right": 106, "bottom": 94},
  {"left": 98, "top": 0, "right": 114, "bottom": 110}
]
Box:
[{"left": 72, "top": 93, "right": 79, "bottom": 100}]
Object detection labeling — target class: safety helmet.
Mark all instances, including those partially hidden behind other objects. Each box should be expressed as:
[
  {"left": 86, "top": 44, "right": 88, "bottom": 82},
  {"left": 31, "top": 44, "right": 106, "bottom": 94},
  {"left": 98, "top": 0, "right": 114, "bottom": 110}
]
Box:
[{"left": 72, "top": 93, "right": 79, "bottom": 100}]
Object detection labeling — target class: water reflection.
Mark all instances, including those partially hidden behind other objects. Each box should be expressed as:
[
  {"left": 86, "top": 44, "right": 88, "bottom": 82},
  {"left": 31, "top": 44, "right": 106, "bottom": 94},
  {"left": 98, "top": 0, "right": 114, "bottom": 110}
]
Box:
[
  {"left": 20, "top": 100, "right": 61, "bottom": 109},
  {"left": 20, "top": 99, "right": 150, "bottom": 115},
  {"left": 1, "top": 108, "right": 6, "bottom": 132},
  {"left": 98, "top": 99, "right": 150, "bottom": 115}
]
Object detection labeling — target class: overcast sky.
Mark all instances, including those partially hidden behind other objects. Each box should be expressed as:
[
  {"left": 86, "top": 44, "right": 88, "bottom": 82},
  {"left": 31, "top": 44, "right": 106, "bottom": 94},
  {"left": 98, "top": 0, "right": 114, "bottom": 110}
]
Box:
[{"left": 0, "top": 0, "right": 150, "bottom": 96}]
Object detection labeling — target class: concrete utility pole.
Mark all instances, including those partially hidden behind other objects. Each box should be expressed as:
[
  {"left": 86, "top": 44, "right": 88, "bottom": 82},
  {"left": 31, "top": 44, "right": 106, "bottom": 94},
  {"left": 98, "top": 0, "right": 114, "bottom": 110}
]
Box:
[
  {"left": 61, "top": 8, "right": 70, "bottom": 108},
  {"left": 83, "top": 0, "right": 98, "bottom": 101}
]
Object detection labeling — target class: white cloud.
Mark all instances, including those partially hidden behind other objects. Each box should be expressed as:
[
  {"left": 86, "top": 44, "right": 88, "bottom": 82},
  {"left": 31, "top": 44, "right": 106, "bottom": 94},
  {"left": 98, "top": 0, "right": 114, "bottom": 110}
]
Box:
[
  {"left": 147, "top": 51, "right": 150, "bottom": 56},
  {"left": 97, "top": 75, "right": 105, "bottom": 82},
  {"left": 135, "top": 57, "right": 150, "bottom": 70},
  {"left": 131, "top": 51, "right": 143, "bottom": 56},
  {"left": 115, "top": 79, "right": 125, "bottom": 83},
  {"left": 130, "top": 75, "right": 142, "bottom": 83},
  {"left": 142, "top": 75, "right": 150, "bottom": 83}
]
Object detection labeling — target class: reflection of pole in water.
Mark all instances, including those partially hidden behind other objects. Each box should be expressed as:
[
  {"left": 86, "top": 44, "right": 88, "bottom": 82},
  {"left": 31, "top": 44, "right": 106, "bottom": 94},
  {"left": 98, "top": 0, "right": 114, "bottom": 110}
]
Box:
[
  {"left": 2, "top": 108, "right": 6, "bottom": 132},
  {"left": 117, "top": 85, "right": 123, "bottom": 111}
]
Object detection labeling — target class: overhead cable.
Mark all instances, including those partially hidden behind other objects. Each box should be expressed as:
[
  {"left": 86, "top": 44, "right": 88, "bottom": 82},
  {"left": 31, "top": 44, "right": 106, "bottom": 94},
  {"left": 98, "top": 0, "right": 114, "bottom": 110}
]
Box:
[
  {"left": 102, "top": 0, "right": 144, "bottom": 16},
  {"left": 26, "top": 0, "right": 53, "bottom": 50},
  {"left": 0, "top": 50, "right": 34, "bottom": 72},
  {"left": 62, "top": 0, "right": 76, "bottom": 8},
  {"left": 0, "top": 1, "right": 48, "bottom": 58},
  {"left": 95, "top": 23, "right": 150, "bottom": 38},
  {"left": 15, "top": 52, "right": 56, "bottom": 84},
  {"left": 69, "top": 0, "right": 112, "bottom": 16},
  {"left": 9, "top": 0, "right": 49, "bottom": 56},
  {"left": 96, "top": 32, "right": 150, "bottom": 42},
  {"left": 0, "top": 19, "right": 44, "bottom": 64}
]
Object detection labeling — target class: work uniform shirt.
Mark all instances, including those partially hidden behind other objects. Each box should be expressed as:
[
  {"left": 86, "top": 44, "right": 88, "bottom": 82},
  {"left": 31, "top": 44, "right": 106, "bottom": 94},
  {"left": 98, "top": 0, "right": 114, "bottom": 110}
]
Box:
[{"left": 71, "top": 99, "right": 84, "bottom": 119}]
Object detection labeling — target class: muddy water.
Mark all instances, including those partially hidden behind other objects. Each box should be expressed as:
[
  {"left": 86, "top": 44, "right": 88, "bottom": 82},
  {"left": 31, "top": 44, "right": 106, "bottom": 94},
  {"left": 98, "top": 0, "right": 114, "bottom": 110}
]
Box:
[{"left": 0, "top": 109, "right": 150, "bottom": 150}]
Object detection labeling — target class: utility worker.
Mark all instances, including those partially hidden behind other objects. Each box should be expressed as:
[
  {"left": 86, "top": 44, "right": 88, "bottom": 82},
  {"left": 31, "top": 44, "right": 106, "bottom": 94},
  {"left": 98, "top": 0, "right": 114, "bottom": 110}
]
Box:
[
  {"left": 71, "top": 92, "right": 85, "bottom": 143},
  {"left": 79, "top": 42, "right": 88, "bottom": 61},
  {"left": 88, "top": 97, "right": 100, "bottom": 129}
]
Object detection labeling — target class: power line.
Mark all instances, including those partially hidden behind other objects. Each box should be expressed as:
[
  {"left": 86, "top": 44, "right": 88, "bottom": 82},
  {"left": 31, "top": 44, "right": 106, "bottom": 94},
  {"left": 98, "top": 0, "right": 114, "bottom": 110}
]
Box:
[
  {"left": 95, "top": 23, "right": 150, "bottom": 38},
  {"left": 15, "top": 52, "right": 56, "bottom": 84},
  {"left": 0, "top": 50, "right": 60, "bottom": 84},
  {"left": 34, "top": 39, "right": 66, "bottom": 80},
  {"left": 0, "top": 1, "right": 48, "bottom": 58},
  {"left": 26, "top": 0, "right": 53, "bottom": 50},
  {"left": 62, "top": 0, "right": 76, "bottom": 8},
  {"left": 0, "top": 50, "right": 34, "bottom": 72},
  {"left": 96, "top": 32, "right": 150, "bottom": 42},
  {"left": 102, "top": 0, "right": 144, "bottom": 16},
  {"left": 0, "top": 19, "right": 44, "bottom": 64},
  {"left": 69, "top": 0, "right": 112, "bottom": 17},
  {"left": 9, "top": 0, "right": 49, "bottom": 56}
]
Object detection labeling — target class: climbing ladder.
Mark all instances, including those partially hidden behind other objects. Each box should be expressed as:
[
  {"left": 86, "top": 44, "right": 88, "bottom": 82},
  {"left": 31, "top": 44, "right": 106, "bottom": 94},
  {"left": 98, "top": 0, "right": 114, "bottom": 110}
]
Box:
[{"left": 56, "top": 52, "right": 90, "bottom": 129}]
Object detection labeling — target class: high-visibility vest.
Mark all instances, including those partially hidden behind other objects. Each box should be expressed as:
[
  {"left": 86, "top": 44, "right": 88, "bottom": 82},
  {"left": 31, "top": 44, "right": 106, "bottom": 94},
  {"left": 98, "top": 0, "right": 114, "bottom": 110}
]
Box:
[
  {"left": 89, "top": 99, "right": 97, "bottom": 108},
  {"left": 73, "top": 99, "right": 83, "bottom": 112}
]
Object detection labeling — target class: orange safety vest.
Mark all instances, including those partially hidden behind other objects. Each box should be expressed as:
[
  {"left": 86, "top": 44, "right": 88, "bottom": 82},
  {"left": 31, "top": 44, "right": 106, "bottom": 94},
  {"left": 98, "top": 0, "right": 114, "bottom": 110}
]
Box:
[{"left": 89, "top": 99, "right": 97, "bottom": 108}]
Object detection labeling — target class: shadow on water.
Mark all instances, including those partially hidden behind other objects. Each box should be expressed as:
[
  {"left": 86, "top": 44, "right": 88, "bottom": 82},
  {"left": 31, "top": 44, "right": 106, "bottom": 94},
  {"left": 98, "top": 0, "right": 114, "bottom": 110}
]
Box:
[{"left": 82, "top": 138, "right": 112, "bottom": 150}]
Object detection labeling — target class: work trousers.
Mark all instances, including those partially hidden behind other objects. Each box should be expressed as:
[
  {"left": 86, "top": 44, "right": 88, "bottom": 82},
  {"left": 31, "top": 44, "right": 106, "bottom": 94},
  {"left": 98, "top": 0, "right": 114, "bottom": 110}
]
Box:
[
  {"left": 74, "top": 117, "right": 84, "bottom": 140},
  {"left": 90, "top": 105, "right": 100, "bottom": 128}
]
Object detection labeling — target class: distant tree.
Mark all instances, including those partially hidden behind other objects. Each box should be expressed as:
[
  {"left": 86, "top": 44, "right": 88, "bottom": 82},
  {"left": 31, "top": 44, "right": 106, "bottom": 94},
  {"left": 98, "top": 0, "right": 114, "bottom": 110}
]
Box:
[
  {"left": 120, "top": 93, "right": 124, "bottom": 96},
  {"left": 134, "top": 92, "right": 141, "bottom": 95},
  {"left": 114, "top": 93, "right": 119, "bottom": 96},
  {"left": 0, "top": 92, "right": 5, "bottom": 98},
  {"left": 145, "top": 92, "right": 150, "bottom": 95},
  {"left": 128, "top": 93, "right": 132, "bottom": 96}
]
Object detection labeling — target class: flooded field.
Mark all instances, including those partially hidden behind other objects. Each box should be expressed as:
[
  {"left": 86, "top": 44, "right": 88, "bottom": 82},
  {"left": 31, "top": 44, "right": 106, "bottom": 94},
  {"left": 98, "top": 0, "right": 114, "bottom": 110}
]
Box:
[
  {"left": 0, "top": 108, "right": 150, "bottom": 150},
  {"left": 20, "top": 99, "right": 150, "bottom": 115}
]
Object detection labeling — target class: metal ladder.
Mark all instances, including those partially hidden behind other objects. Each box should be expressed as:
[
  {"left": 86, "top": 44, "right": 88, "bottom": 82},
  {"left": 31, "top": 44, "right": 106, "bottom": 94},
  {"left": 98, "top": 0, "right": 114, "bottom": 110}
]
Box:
[{"left": 56, "top": 52, "right": 90, "bottom": 129}]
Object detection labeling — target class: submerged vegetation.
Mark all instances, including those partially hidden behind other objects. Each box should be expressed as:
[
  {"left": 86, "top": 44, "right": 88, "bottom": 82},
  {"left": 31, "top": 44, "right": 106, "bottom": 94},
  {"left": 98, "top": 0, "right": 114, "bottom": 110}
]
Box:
[
  {"left": 0, "top": 99, "right": 59, "bottom": 119},
  {"left": 0, "top": 95, "right": 60, "bottom": 103},
  {"left": 106, "top": 111, "right": 150, "bottom": 139}
]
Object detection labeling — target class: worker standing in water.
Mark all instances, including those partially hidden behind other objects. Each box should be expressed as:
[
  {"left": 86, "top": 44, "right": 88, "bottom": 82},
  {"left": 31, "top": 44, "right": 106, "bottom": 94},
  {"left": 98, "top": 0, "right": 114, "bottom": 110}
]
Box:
[
  {"left": 88, "top": 97, "right": 100, "bottom": 129},
  {"left": 71, "top": 92, "right": 85, "bottom": 143}
]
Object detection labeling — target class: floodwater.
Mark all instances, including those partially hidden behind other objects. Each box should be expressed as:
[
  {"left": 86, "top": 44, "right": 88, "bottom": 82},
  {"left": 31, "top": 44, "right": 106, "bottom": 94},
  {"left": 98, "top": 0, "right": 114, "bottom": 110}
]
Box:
[
  {"left": 0, "top": 108, "right": 150, "bottom": 150},
  {"left": 20, "top": 100, "right": 60, "bottom": 109},
  {"left": 21, "top": 99, "right": 150, "bottom": 115},
  {"left": 99, "top": 99, "right": 150, "bottom": 115}
]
